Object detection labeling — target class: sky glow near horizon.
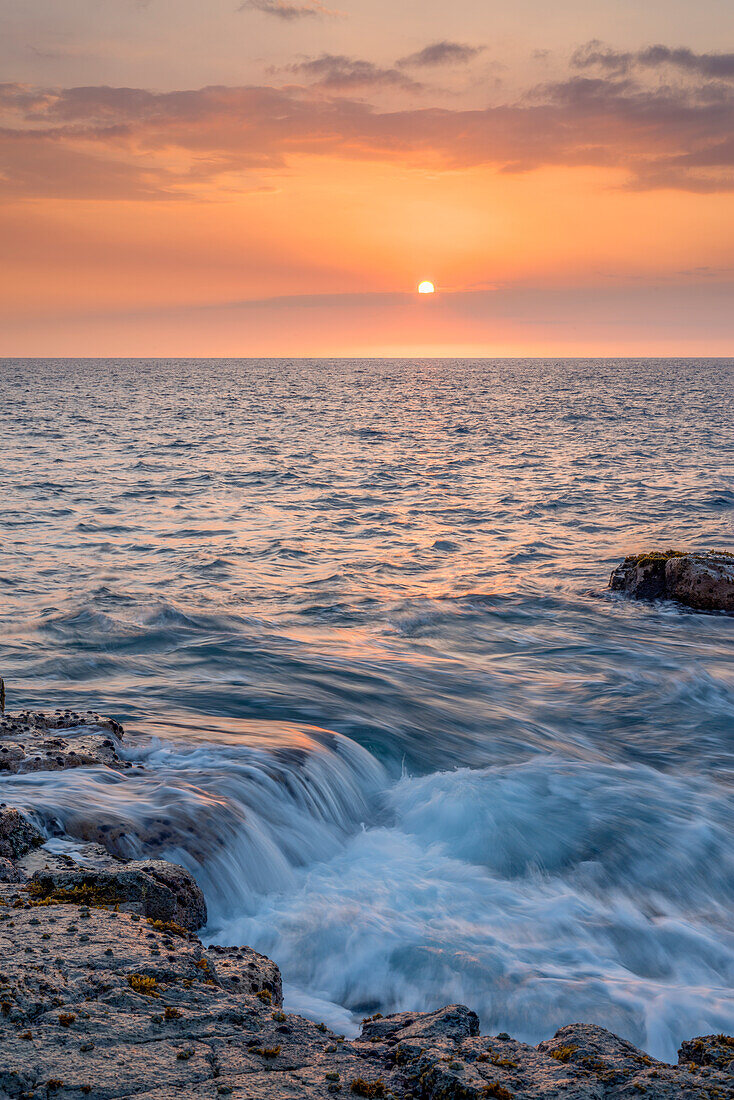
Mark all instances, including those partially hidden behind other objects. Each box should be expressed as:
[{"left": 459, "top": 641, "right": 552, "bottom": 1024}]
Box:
[{"left": 1, "top": 0, "right": 733, "bottom": 356}]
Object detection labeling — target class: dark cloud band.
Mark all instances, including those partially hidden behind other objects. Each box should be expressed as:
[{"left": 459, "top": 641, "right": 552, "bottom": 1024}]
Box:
[
  {"left": 573, "top": 40, "right": 734, "bottom": 80},
  {"left": 397, "top": 42, "right": 484, "bottom": 68}
]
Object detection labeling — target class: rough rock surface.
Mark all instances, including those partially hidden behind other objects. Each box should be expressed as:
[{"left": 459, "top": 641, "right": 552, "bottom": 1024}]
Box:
[
  {"left": 0, "top": 857, "right": 23, "bottom": 883},
  {"left": 15, "top": 842, "right": 123, "bottom": 881},
  {"left": 0, "top": 808, "right": 44, "bottom": 861},
  {"left": 29, "top": 858, "right": 207, "bottom": 932},
  {"left": 679, "top": 1034, "right": 734, "bottom": 1072},
  {"left": 609, "top": 549, "right": 734, "bottom": 612},
  {"left": 0, "top": 887, "right": 730, "bottom": 1100},
  {"left": 0, "top": 710, "right": 125, "bottom": 775}
]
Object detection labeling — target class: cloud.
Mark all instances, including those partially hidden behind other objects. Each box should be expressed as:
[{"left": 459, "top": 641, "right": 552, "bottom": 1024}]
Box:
[
  {"left": 572, "top": 40, "right": 734, "bottom": 81},
  {"left": 397, "top": 42, "right": 484, "bottom": 68},
  {"left": 0, "top": 127, "right": 172, "bottom": 201},
  {"left": 2, "top": 60, "right": 733, "bottom": 200},
  {"left": 238, "top": 0, "right": 334, "bottom": 20},
  {"left": 284, "top": 54, "right": 421, "bottom": 90}
]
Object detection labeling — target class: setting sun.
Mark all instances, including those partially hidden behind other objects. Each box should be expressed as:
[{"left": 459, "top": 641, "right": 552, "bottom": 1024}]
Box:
[{"left": 0, "top": 0, "right": 731, "bottom": 1083}]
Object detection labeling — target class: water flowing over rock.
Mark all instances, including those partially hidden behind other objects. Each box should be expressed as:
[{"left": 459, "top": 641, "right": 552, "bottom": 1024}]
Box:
[
  {"left": 609, "top": 549, "right": 734, "bottom": 611},
  {"left": 0, "top": 887, "right": 730, "bottom": 1099},
  {"left": 0, "top": 703, "right": 731, "bottom": 1096}
]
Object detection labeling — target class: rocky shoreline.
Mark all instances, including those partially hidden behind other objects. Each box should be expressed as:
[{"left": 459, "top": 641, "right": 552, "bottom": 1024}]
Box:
[{"left": 1, "top": 709, "right": 732, "bottom": 1099}]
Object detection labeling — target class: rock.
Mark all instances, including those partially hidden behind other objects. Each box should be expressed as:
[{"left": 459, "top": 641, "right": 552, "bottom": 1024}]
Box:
[
  {"left": 132, "top": 859, "right": 208, "bottom": 930},
  {"left": 412, "top": 1033, "right": 596, "bottom": 1099},
  {"left": 0, "top": 883, "right": 730, "bottom": 1099},
  {"left": 0, "top": 806, "right": 44, "bottom": 860},
  {"left": 609, "top": 551, "right": 674, "bottom": 601},
  {"left": 679, "top": 1033, "right": 734, "bottom": 1072},
  {"left": 0, "top": 857, "right": 22, "bottom": 882},
  {"left": 609, "top": 549, "right": 734, "bottom": 612},
  {"left": 407, "top": 1020, "right": 732, "bottom": 1100},
  {"left": 29, "top": 857, "right": 207, "bottom": 930},
  {"left": 205, "top": 943, "right": 283, "bottom": 1004},
  {"left": 0, "top": 709, "right": 125, "bottom": 775},
  {"left": 15, "top": 839, "right": 129, "bottom": 882},
  {"left": 665, "top": 552, "right": 734, "bottom": 612},
  {"left": 360, "top": 1003, "right": 480, "bottom": 1043}
]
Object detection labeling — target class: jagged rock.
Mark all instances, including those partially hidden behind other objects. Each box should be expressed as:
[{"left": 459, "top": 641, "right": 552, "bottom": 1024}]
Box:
[
  {"left": 679, "top": 1033, "right": 734, "bottom": 1072},
  {"left": 206, "top": 943, "right": 283, "bottom": 1004},
  {"left": 0, "top": 884, "right": 730, "bottom": 1099},
  {"left": 360, "top": 1003, "right": 480, "bottom": 1043},
  {"left": 0, "top": 709, "right": 126, "bottom": 775},
  {"left": 609, "top": 549, "right": 734, "bottom": 612},
  {"left": 29, "top": 857, "right": 207, "bottom": 930},
  {"left": 396, "top": 1020, "right": 732, "bottom": 1100},
  {"left": 0, "top": 857, "right": 22, "bottom": 882},
  {"left": 411, "top": 1034, "right": 597, "bottom": 1099},
  {"left": 0, "top": 806, "right": 44, "bottom": 860}
]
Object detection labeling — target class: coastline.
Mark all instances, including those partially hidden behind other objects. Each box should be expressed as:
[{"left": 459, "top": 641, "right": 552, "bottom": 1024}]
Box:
[{"left": 1, "top": 709, "right": 732, "bottom": 1099}]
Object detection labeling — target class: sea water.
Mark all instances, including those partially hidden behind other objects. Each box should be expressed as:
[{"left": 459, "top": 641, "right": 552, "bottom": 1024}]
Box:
[{"left": 0, "top": 358, "right": 732, "bottom": 1059}]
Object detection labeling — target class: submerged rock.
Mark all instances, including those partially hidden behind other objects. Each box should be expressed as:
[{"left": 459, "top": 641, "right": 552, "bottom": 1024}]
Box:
[
  {"left": 12, "top": 840, "right": 123, "bottom": 886},
  {"left": 609, "top": 549, "right": 734, "bottom": 612}
]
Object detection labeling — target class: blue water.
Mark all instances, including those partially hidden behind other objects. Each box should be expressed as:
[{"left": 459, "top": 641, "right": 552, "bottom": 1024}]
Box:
[{"left": 1, "top": 358, "right": 733, "bottom": 1058}]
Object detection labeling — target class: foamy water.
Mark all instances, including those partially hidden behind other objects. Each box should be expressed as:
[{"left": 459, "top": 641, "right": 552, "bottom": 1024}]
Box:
[{"left": 1, "top": 358, "right": 732, "bottom": 1059}]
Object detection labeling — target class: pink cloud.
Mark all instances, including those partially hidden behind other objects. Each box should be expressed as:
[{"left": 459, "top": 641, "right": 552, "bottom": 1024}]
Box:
[{"left": 1, "top": 62, "right": 733, "bottom": 200}]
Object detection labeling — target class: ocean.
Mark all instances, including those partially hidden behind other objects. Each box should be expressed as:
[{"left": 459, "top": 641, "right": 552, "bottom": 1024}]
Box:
[{"left": 1, "top": 357, "right": 732, "bottom": 1060}]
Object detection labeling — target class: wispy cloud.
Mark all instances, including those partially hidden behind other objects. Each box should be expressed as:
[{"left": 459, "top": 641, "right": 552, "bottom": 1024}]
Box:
[
  {"left": 238, "top": 0, "right": 335, "bottom": 20},
  {"left": 2, "top": 48, "right": 734, "bottom": 200},
  {"left": 572, "top": 40, "right": 734, "bottom": 80},
  {"left": 397, "top": 42, "right": 484, "bottom": 68},
  {"left": 284, "top": 54, "right": 421, "bottom": 90}
]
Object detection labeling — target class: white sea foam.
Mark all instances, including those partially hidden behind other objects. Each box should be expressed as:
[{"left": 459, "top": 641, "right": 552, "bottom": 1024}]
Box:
[{"left": 204, "top": 759, "right": 734, "bottom": 1061}]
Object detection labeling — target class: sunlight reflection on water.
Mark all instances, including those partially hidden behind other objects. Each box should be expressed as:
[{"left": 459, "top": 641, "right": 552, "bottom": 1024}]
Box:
[{"left": 0, "top": 357, "right": 733, "bottom": 1057}]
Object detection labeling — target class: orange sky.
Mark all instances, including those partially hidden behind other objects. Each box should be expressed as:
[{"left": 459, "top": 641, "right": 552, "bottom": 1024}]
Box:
[{"left": 1, "top": 1, "right": 733, "bottom": 356}]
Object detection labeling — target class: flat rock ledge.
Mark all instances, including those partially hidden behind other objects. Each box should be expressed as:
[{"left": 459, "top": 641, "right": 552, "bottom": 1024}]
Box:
[
  {"left": 0, "top": 710, "right": 125, "bottom": 776},
  {"left": 609, "top": 549, "right": 734, "bottom": 612},
  {"left": 1, "top": 710, "right": 732, "bottom": 1099}
]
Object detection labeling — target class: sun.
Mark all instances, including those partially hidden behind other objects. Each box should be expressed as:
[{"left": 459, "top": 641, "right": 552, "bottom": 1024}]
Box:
[{"left": 418, "top": 281, "right": 435, "bottom": 294}]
